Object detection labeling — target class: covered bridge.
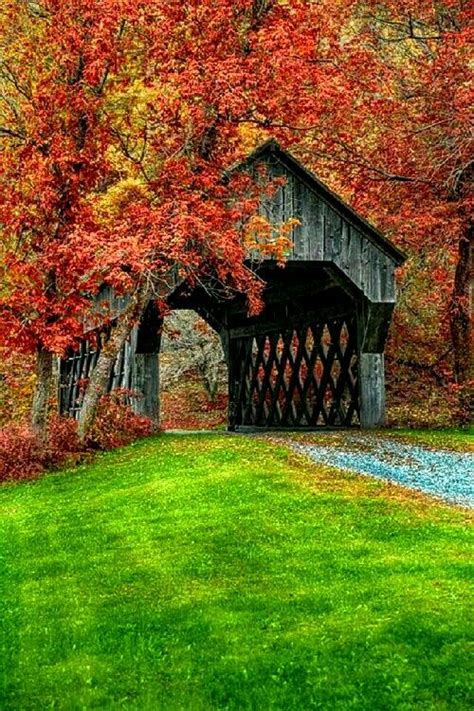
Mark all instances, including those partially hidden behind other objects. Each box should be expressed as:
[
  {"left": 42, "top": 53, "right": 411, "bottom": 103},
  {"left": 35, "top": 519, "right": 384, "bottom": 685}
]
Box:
[{"left": 60, "top": 140, "right": 405, "bottom": 429}]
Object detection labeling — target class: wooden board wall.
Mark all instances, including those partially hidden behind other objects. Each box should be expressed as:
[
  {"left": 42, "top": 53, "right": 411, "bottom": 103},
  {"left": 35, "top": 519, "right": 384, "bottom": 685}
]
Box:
[{"left": 256, "top": 157, "right": 396, "bottom": 303}]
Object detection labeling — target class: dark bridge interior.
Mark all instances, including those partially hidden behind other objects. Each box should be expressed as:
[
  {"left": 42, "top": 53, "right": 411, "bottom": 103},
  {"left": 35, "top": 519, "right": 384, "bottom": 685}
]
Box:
[{"left": 168, "top": 262, "right": 362, "bottom": 429}]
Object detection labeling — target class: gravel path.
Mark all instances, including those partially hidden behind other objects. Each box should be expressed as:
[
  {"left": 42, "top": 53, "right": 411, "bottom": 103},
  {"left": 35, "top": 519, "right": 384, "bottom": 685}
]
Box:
[{"left": 294, "top": 436, "right": 474, "bottom": 508}]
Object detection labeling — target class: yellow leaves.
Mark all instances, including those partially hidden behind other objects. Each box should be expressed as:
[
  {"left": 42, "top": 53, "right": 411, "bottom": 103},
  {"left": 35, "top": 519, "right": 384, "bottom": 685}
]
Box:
[
  {"left": 237, "top": 123, "right": 269, "bottom": 155},
  {"left": 91, "top": 177, "right": 150, "bottom": 225},
  {"left": 105, "top": 76, "right": 186, "bottom": 179},
  {"left": 107, "top": 76, "right": 183, "bottom": 137},
  {"left": 109, "top": 80, "right": 158, "bottom": 123},
  {"left": 243, "top": 214, "right": 299, "bottom": 264}
]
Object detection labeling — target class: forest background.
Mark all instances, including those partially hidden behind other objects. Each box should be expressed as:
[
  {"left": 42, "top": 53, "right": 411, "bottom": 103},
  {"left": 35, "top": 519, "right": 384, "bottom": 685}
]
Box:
[{"left": 0, "top": 0, "right": 471, "bottom": 470}]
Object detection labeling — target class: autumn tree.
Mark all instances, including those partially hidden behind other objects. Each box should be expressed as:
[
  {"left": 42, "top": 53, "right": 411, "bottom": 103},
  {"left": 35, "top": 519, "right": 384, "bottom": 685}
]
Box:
[
  {"left": 3, "top": 0, "right": 468, "bottom": 439},
  {"left": 1, "top": 0, "right": 362, "bottom": 440},
  {"left": 294, "top": 0, "right": 472, "bottom": 418},
  {"left": 0, "top": 0, "right": 142, "bottom": 438}
]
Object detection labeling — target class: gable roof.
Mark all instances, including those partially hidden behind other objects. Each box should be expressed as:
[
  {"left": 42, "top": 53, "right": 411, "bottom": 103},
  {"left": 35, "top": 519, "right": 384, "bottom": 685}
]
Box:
[{"left": 240, "top": 139, "right": 406, "bottom": 266}]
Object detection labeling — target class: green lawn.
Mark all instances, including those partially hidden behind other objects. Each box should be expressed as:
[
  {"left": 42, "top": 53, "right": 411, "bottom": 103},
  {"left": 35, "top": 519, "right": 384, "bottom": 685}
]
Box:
[
  {"left": 284, "top": 426, "right": 473, "bottom": 453},
  {"left": 387, "top": 427, "right": 474, "bottom": 451},
  {"left": 1, "top": 434, "right": 473, "bottom": 710}
]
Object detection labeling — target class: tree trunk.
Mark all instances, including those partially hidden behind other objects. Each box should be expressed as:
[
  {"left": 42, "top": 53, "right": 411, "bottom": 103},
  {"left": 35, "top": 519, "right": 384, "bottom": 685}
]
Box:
[
  {"left": 449, "top": 228, "right": 472, "bottom": 384},
  {"left": 31, "top": 346, "right": 53, "bottom": 442},
  {"left": 77, "top": 283, "right": 152, "bottom": 442},
  {"left": 449, "top": 227, "right": 473, "bottom": 421}
]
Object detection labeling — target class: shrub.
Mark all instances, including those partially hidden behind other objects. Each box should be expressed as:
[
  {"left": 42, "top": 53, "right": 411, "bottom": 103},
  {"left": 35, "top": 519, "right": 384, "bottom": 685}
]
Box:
[
  {"left": 0, "top": 424, "right": 44, "bottom": 482},
  {"left": 0, "top": 395, "right": 153, "bottom": 483},
  {"left": 87, "top": 391, "right": 153, "bottom": 450},
  {"left": 0, "top": 417, "right": 85, "bottom": 483},
  {"left": 44, "top": 416, "right": 84, "bottom": 468}
]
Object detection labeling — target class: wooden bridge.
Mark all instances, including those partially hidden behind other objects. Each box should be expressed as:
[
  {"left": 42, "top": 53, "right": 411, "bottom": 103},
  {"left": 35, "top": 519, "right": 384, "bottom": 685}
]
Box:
[{"left": 60, "top": 140, "right": 405, "bottom": 429}]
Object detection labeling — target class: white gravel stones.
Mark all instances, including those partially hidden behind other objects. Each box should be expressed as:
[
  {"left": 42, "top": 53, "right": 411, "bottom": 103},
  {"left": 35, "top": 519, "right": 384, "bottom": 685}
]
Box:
[{"left": 294, "top": 436, "right": 474, "bottom": 508}]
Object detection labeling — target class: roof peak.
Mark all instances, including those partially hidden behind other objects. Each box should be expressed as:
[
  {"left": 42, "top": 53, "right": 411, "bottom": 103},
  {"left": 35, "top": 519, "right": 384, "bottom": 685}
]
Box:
[{"left": 241, "top": 139, "right": 405, "bottom": 265}]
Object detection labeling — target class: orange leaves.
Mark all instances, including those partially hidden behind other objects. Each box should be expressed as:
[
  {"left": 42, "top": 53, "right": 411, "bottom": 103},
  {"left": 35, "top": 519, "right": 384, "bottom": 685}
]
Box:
[
  {"left": 4, "top": 0, "right": 466, "bottom": 382},
  {"left": 2, "top": 0, "right": 339, "bottom": 356},
  {"left": 243, "top": 214, "right": 298, "bottom": 264}
]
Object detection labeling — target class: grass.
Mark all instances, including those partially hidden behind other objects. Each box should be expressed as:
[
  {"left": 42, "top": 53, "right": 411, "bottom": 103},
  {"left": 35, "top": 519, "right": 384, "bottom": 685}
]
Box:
[
  {"left": 1, "top": 433, "right": 473, "bottom": 710},
  {"left": 386, "top": 427, "right": 473, "bottom": 452},
  {"left": 280, "top": 426, "right": 473, "bottom": 453}
]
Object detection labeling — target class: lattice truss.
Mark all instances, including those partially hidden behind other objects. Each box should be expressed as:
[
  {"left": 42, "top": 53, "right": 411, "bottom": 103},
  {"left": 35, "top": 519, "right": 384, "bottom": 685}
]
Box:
[
  {"left": 59, "top": 333, "right": 134, "bottom": 418},
  {"left": 233, "top": 316, "right": 359, "bottom": 427}
]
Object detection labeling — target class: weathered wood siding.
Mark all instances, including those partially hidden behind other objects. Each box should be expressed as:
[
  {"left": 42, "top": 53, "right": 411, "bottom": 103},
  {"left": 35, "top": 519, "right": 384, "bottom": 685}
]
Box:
[
  {"left": 132, "top": 353, "right": 160, "bottom": 425},
  {"left": 258, "top": 158, "right": 396, "bottom": 303},
  {"left": 359, "top": 353, "right": 385, "bottom": 427}
]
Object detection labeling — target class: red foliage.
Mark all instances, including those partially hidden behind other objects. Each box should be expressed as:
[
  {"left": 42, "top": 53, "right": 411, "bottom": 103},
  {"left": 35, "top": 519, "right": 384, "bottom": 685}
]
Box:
[
  {"left": 87, "top": 391, "right": 153, "bottom": 450},
  {"left": 297, "top": 1, "right": 473, "bottom": 404},
  {"left": 45, "top": 416, "right": 82, "bottom": 465},
  {"left": 0, "top": 0, "right": 341, "bottom": 358},
  {"left": 0, "top": 416, "right": 84, "bottom": 483},
  {"left": 0, "top": 424, "right": 44, "bottom": 482},
  {"left": 0, "top": 397, "right": 153, "bottom": 482},
  {"left": 160, "top": 376, "right": 227, "bottom": 430}
]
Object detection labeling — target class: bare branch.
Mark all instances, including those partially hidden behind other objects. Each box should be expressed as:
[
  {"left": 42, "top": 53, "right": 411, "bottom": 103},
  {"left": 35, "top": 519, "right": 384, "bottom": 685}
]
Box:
[{"left": 0, "top": 126, "right": 25, "bottom": 140}]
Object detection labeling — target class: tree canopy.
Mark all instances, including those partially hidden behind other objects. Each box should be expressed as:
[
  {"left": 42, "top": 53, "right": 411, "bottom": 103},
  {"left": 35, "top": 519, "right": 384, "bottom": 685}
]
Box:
[{"left": 0, "top": 0, "right": 471, "bottom": 435}]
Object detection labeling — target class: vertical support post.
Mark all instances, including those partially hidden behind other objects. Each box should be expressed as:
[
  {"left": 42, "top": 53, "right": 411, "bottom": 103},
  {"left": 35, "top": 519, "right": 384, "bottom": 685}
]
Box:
[
  {"left": 131, "top": 303, "right": 162, "bottom": 428},
  {"left": 359, "top": 352, "right": 385, "bottom": 428},
  {"left": 220, "top": 328, "right": 236, "bottom": 431},
  {"left": 132, "top": 353, "right": 160, "bottom": 427},
  {"left": 58, "top": 356, "right": 67, "bottom": 415}
]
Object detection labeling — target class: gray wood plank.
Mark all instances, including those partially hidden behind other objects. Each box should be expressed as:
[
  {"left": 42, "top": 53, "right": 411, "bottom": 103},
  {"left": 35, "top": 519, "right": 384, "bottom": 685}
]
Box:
[
  {"left": 325, "top": 206, "right": 343, "bottom": 261},
  {"left": 132, "top": 353, "right": 160, "bottom": 426},
  {"left": 348, "top": 227, "right": 362, "bottom": 289},
  {"left": 359, "top": 353, "right": 385, "bottom": 427}
]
